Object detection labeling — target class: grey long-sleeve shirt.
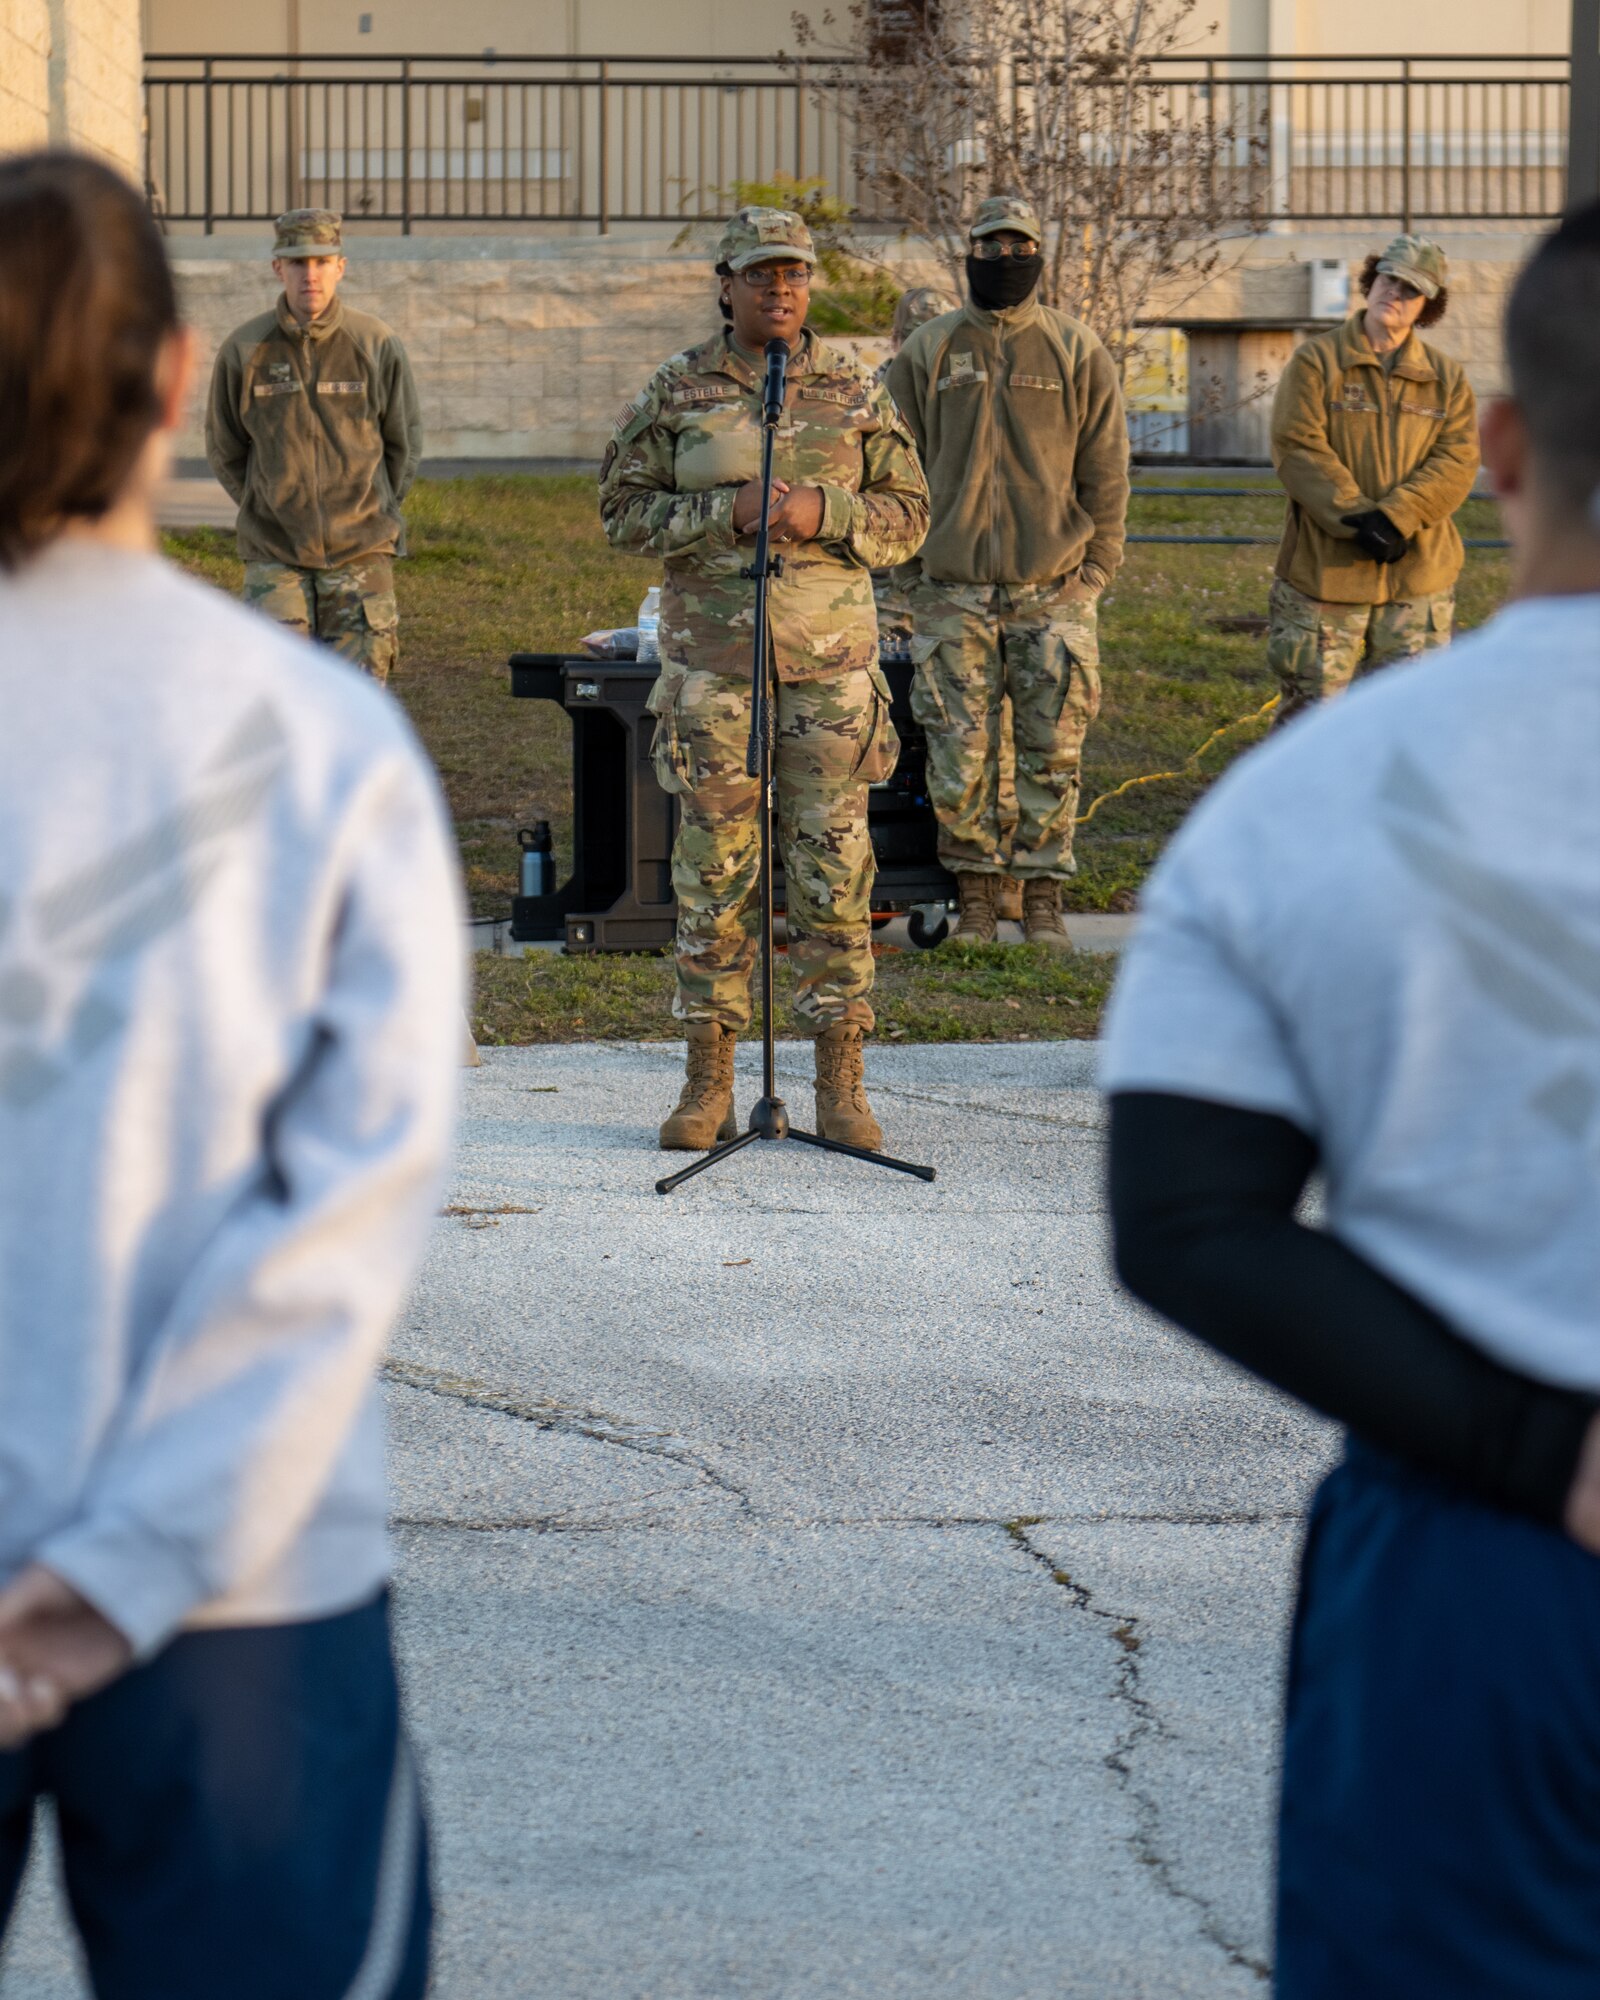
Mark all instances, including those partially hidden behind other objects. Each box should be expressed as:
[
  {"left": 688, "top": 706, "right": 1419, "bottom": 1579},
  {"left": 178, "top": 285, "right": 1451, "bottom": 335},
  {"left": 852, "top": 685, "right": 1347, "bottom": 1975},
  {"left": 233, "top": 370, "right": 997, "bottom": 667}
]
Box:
[{"left": 0, "top": 539, "right": 464, "bottom": 1656}]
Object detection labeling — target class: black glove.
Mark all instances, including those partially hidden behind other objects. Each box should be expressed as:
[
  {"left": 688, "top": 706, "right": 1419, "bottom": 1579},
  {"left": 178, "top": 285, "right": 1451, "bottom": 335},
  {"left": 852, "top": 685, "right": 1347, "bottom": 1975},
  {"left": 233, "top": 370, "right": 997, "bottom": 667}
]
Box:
[{"left": 1341, "top": 510, "right": 1410, "bottom": 564}]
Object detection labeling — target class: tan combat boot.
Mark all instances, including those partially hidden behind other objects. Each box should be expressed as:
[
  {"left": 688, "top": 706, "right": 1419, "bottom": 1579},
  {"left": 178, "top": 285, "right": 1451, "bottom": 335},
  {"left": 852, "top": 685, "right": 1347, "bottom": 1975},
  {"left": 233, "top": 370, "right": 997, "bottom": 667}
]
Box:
[
  {"left": 659, "top": 1022, "right": 739, "bottom": 1151},
  {"left": 814, "top": 1023, "right": 884, "bottom": 1151},
  {"left": 950, "top": 871, "right": 998, "bottom": 944},
  {"left": 995, "top": 875, "right": 1025, "bottom": 926},
  {"left": 1022, "top": 878, "right": 1073, "bottom": 951}
]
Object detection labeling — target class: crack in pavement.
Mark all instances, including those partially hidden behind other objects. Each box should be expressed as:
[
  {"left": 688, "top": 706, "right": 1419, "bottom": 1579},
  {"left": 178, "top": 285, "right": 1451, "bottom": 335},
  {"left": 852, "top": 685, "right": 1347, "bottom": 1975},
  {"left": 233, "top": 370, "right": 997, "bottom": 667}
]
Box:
[
  {"left": 1005, "top": 1518, "right": 1271, "bottom": 1986},
  {"left": 382, "top": 1359, "right": 752, "bottom": 1513},
  {"left": 386, "top": 1360, "right": 1289, "bottom": 1972},
  {"left": 392, "top": 1507, "right": 1306, "bottom": 1535}
]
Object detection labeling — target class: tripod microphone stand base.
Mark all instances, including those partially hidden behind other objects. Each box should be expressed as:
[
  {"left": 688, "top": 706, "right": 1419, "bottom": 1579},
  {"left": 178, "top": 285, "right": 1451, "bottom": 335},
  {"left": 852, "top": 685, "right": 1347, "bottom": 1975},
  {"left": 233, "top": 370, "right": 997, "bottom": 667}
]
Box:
[{"left": 655, "top": 1092, "right": 937, "bottom": 1196}]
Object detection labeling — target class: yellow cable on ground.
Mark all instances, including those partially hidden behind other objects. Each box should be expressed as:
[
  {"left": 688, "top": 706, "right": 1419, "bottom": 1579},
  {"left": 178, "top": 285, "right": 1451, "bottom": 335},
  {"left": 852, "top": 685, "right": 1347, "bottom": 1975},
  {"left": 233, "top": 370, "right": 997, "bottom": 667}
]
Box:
[{"left": 1075, "top": 693, "right": 1281, "bottom": 827}]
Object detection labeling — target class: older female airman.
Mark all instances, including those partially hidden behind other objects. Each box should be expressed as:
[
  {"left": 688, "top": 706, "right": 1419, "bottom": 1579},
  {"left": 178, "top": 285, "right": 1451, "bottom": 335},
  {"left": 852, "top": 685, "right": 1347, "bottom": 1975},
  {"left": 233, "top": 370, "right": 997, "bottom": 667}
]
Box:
[{"left": 1268, "top": 234, "right": 1479, "bottom": 722}]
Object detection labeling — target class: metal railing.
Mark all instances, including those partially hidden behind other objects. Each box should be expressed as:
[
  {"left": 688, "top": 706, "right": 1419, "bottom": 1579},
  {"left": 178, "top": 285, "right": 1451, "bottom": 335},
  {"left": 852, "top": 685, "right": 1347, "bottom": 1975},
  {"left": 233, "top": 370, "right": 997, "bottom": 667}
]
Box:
[{"left": 142, "top": 51, "right": 1569, "bottom": 234}]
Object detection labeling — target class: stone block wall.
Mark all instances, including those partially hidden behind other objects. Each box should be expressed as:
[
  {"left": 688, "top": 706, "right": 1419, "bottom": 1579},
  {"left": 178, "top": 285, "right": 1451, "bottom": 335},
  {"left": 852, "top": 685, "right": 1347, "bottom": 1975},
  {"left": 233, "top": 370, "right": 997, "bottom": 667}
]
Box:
[
  {"left": 171, "top": 239, "right": 724, "bottom": 463},
  {"left": 169, "top": 227, "right": 1535, "bottom": 465},
  {"left": 0, "top": 0, "right": 143, "bottom": 177}
]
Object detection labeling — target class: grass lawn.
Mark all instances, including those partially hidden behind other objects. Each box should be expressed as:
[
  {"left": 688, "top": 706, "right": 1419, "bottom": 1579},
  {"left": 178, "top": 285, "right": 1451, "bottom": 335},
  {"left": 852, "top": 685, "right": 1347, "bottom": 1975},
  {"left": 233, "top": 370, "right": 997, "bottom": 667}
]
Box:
[
  {"left": 165, "top": 476, "right": 1508, "bottom": 1044},
  {"left": 472, "top": 938, "right": 1115, "bottom": 1046}
]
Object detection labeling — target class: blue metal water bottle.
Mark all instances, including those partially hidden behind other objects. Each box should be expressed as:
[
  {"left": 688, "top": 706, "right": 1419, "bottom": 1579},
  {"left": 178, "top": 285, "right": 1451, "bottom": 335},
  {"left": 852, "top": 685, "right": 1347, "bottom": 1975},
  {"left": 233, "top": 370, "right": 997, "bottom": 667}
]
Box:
[{"left": 518, "top": 822, "right": 554, "bottom": 898}]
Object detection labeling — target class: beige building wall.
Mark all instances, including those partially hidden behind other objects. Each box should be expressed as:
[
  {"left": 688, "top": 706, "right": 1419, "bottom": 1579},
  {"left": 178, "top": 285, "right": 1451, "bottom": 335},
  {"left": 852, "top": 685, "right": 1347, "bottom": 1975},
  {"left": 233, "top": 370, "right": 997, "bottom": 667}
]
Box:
[
  {"left": 0, "top": 0, "right": 143, "bottom": 175},
  {"left": 144, "top": 0, "right": 1566, "bottom": 58},
  {"left": 0, "top": 0, "right": 51, "bottom": 153},
  {"left": 144, "top": 0, "right": 799, "bottom": 59}
]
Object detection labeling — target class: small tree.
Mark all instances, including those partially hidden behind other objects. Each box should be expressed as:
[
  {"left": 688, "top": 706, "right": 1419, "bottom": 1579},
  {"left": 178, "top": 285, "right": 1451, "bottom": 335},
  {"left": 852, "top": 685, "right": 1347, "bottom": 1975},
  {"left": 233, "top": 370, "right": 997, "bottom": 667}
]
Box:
[{"left": 788, "top": 0, "right": 1269, "bottom": 370}]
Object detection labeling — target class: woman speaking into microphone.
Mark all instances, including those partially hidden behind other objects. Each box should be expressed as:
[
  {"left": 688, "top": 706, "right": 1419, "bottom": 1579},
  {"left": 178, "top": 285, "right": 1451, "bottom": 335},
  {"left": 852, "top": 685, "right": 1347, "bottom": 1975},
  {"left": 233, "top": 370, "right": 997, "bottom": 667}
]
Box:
[{"left": 600, "top": 206, "right": 929, "bottom": 1156}]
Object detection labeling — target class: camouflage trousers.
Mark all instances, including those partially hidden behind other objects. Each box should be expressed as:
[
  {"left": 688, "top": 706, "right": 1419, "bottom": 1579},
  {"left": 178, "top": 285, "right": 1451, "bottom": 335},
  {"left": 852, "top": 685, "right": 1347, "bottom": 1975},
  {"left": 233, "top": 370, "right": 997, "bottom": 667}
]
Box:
[
  {"left": 647, "top": 660, "right": 898, "bottom": 1034},
  {"left": 1268, "top": 577, "right": 1454, "bottom": 727},
  {"left": 242, "top": 558, "right": 400, "bottom": 682},
  {"left": 908, "top": 578, "right": 1101, "bottom": 880}
]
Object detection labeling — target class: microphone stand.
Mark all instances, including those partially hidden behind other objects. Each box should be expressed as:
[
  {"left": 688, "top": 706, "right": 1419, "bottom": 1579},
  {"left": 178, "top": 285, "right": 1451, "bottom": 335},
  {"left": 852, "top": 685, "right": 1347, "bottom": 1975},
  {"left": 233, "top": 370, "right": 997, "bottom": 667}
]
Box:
[{"left": 656, "top": 336, "right": 935, "bottom": 1196}]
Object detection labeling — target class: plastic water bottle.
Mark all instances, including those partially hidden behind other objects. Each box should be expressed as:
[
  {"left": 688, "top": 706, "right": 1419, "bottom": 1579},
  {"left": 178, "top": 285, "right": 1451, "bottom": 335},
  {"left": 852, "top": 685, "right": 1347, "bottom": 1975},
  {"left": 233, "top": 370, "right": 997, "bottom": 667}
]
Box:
[
  {"left": 518, "top": 821, "right": 554, "bottom": 898},
  {"left": 636, "top": 586, "right": 661, "bottom": 663}
]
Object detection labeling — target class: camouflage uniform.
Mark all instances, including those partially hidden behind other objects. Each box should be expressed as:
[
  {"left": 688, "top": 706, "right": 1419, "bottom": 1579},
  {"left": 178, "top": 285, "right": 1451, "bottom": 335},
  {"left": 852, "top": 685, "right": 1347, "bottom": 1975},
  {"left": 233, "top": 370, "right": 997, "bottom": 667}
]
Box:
[
  {"left": 599, "top": 214, "right": 929, "bottom": 1035},
  {"left": 205, "top": 209, "right": 422, "bottom": 683},
  {"left": 886, "top": 197, "right": 1129, "bottom": 884},
  {"left": 646, "top": 663, "right": 895, "bottom": 1030},
  {"left": 908, "top": 581, "right": 1100, "bottom": 876},
  {"left": 242, "top": 556, "right": 400, "bottom": 678},
  {"left": 1268, "top": 234, "right": 1476, "bottom": 725},
  {"left": 1267, "top": 578, "right": 1453, "bottom": 720}
]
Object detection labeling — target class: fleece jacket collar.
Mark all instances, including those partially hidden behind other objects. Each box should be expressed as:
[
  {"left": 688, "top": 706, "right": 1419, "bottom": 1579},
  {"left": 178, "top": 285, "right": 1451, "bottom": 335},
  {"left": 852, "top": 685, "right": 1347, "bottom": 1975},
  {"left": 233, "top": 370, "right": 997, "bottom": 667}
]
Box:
[
  {"left": 275, "top": 292, "right": 346, "bottom": 343},
  {"left": 1334, "top": 311, "right": 1435, "bottom": 384}
]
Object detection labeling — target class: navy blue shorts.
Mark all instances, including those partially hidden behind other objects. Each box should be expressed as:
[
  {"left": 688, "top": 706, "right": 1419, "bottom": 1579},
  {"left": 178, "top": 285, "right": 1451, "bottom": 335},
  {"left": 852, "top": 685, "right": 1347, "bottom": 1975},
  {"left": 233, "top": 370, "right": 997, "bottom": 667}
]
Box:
[
  {"left": 1277, "top": 1444, "right": 1600, "bottom": 1998},
  {"left": 0, "top": 1591, "right": 430, "bottom": 2000}
]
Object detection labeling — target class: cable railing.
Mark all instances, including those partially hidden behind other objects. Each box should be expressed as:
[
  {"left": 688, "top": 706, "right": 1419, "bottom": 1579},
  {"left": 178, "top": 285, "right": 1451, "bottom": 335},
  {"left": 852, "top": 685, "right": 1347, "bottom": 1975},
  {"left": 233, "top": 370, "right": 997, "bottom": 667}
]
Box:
[{"left": 141, "top": 51, "right": 1569, "bottom": 234}]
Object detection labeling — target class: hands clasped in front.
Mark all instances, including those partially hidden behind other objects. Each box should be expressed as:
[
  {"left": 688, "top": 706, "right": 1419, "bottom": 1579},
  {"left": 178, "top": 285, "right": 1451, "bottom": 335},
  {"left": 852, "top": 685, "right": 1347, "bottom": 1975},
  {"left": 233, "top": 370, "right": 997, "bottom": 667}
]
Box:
[{"left": 732, "top": 478, "right": 825, "bottom": 544}]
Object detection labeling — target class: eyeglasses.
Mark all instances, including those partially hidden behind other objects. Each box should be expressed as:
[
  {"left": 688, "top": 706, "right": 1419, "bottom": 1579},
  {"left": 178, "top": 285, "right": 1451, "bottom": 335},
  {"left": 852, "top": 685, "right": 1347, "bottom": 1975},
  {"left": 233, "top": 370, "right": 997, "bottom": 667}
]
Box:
[
  {"left": 735, "top": 263, "right": 813, "bottom": 290},
  {"left": 971, "top": 239, "right": 1039, "bottom": 261},
  {"left": 1378, "top": 273, "right": 1423, "bottom": 300}
]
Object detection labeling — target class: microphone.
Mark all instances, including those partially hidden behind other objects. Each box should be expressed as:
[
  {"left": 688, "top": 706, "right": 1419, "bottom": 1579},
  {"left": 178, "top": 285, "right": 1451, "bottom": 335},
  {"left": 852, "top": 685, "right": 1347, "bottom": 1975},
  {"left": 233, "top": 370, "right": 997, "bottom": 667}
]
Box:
[{"left": 762, "top": 337, "right": 788, "bottom": 426}]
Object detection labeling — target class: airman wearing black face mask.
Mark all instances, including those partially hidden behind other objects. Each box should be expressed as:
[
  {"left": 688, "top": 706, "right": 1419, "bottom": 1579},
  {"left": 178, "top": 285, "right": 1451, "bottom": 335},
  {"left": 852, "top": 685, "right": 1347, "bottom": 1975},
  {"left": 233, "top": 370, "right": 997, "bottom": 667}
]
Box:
[{"left": 886, "top": 196, "right": 1129, "bottom": 949}]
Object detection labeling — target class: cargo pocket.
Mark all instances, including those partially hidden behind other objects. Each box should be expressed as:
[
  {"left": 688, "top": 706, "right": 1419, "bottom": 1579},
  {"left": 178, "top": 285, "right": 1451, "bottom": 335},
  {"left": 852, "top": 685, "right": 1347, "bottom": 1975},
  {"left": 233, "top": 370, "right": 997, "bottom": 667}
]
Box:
[
  {"left": 645, "top": 664, "right": 694, "bottom": 796},
  {"left": 360, "top": 589, "right": 399, "bottom": 635},
  {"left": 1041, "top": 613, "right": 1102, "bottom": 727},
  {"left": 907, "top": 632, "right": 949, "bottom": 733},
  {"left": 359, "top": 588, "right": 399, "bottom": 681},
  {"left": 853, "top": 661, "right": 901, "bottom": 783}
]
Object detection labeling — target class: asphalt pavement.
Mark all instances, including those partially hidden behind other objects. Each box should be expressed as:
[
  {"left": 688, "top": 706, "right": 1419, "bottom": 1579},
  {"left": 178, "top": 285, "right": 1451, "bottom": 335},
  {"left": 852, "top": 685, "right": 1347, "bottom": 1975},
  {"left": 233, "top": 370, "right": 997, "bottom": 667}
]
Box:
[{"left": 1, "top": 1042, "right": 1334, "bottom": 1998}]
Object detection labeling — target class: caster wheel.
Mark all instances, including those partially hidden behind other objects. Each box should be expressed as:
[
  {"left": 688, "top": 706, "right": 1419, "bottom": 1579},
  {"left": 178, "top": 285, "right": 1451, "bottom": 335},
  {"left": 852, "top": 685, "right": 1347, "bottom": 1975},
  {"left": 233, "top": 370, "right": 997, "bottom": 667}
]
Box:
[{"left": 907, "top": 906, "right": 950, "bottom": 950}]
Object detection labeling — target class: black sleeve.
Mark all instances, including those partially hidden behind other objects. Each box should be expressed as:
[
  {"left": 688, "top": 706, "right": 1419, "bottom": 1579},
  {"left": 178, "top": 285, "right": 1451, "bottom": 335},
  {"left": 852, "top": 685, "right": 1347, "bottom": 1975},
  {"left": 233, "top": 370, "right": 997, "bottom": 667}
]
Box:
[{"left": 1107, "top": 1090, "right": 1597, "bottom": 1527}]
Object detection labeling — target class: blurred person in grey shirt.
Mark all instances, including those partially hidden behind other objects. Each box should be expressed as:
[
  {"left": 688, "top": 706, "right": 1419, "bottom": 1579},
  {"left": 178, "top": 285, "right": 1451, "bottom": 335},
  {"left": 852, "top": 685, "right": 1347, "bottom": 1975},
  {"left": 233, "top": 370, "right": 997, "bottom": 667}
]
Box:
[{"left": 0, "top": 152, "right": 462, "bottom": 2000}]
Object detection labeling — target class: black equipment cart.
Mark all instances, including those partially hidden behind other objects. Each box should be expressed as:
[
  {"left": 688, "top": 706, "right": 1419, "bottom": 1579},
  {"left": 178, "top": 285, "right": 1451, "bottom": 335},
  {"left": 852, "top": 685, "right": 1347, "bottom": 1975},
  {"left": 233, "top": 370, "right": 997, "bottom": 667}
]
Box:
[{"left": 507, "top": 653, "right": 956, "bottom": 953}]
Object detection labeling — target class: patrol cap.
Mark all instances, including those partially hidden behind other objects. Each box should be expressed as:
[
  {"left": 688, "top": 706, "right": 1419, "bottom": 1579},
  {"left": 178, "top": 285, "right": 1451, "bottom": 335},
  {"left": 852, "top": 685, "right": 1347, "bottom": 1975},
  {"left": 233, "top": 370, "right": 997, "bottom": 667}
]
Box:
[
  {"left": 892, "top": 284, "right": 955, "bottom": 342},
  {"left": 1376, "top": 233, "right": 1447, "bottom": 299},
  {"left": 970, "top": 195, "right": 1042, "bottom": 243},
  {"left": 273, "top": 208, "right": 344, "bottom": 259},
  {"left": 716, "top": 206, "right": 817, "bottom": 273}
]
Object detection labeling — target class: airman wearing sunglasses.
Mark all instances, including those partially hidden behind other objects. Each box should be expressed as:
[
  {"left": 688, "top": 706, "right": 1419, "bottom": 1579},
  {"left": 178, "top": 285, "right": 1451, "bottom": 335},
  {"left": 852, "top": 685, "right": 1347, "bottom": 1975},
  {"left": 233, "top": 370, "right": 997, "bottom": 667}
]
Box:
[
  {"left": 886, "top": 196, "right": 1130, "bottom": 949},
  {"left": 1268, "top": 235, "right": 1479, "bottom": 723}
]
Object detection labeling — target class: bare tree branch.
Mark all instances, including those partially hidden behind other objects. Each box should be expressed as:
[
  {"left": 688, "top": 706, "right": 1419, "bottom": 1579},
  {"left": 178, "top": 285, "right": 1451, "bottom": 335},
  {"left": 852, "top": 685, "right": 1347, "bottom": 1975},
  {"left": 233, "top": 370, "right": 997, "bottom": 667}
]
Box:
[{"left": 788, "top": 0, "right": 1269, "bottom": 370}]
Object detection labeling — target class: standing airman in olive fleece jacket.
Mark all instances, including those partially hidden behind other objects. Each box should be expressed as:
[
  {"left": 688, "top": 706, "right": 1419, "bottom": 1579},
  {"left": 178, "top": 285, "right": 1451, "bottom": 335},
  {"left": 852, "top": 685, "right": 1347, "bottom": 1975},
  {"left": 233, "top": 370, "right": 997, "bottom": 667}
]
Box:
[
  {"left": 206, "top": 209, "right": 421, "bottom": 682},
  {"left": 887, "top": 196, "right": 1130, "bottom": 948}
]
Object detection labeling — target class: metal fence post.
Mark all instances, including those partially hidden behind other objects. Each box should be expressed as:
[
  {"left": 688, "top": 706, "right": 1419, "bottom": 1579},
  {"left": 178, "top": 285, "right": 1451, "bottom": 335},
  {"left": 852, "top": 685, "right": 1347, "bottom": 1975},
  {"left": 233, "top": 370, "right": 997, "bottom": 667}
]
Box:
[
  {"left": 598, "top": 59, "right": 610, "bottom": 234},
  {"left": 401, "top": 58, "right": 412, "bottom": 233},
  {"left": 1571, "top": 0, "right": 1600, "bottom": 205},
  {"left": 202, "top": 58, "right": 214, "bottom": 234},
  {"left": 1401, "top": 57, "right": 1413, "bottom": 230}
]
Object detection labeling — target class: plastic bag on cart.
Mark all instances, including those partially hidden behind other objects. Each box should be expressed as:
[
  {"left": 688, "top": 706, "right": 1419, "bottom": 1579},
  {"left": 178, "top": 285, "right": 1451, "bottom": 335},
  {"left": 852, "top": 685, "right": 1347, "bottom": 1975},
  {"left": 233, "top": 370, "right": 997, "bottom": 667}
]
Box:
[{"left": 577, "top": 627, "right": 640, "bottom": 659}]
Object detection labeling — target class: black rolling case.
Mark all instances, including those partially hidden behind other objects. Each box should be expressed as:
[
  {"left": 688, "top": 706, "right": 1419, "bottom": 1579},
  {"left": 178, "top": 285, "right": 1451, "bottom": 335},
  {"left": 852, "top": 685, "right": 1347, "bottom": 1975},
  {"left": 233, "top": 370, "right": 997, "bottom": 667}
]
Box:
[{"left": 507, "top": 654, "right": 956, "bottom": 952}]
